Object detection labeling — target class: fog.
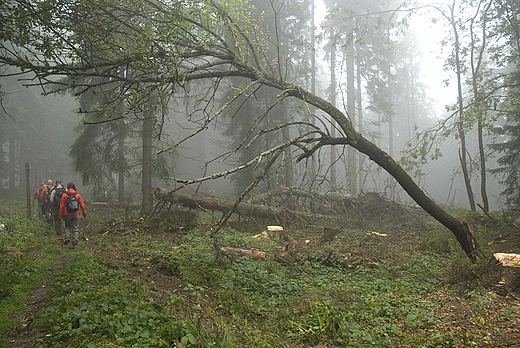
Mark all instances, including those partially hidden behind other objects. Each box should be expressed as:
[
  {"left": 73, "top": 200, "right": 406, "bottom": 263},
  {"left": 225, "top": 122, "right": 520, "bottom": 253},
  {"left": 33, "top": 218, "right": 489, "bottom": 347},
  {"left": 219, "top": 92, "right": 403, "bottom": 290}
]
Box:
[{"left": 0, "top": 0, "right": 511, "bottom": 213}]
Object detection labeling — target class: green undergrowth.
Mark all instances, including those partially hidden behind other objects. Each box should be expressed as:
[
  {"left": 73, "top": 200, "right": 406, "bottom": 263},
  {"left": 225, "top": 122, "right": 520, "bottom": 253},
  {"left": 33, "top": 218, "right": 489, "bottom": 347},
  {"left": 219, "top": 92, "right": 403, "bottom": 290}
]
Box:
[
  {"left": 3, "top": 201, "right": 519, "bottom": 347},
  {"left": 0, "top": 202, "right": 63, "bottom": 346},
  {"left": 33, "top": 253, "right": 235, "bottom": 348},
  {"left": 420, "top": 207, "right": 520, "bottom": 286},
  {"left": 82, "top": 226, "right": 467, "bottom": 347},
  {"left": 215, "top": 252, "right": 449, "bottom": 347}
]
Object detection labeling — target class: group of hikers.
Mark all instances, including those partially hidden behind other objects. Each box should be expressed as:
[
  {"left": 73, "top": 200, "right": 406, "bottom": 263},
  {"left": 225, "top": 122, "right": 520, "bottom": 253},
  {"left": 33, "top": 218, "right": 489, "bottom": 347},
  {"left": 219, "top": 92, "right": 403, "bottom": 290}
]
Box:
[{"left": 33, "top": 180, "right": 87, "bottom": 248}]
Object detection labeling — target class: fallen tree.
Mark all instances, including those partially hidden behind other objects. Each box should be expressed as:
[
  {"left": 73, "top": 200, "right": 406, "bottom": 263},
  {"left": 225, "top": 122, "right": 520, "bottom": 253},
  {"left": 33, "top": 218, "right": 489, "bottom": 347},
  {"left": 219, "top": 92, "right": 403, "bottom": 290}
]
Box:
[
  {"left": 155, "top": 189, "right": 281, "bottom": 219},
  {"left": 249, "top": 187, "right": 356, "bottom": 206},
  {"left": 0, "top": 0, "right": 480, "bottom": 262}
]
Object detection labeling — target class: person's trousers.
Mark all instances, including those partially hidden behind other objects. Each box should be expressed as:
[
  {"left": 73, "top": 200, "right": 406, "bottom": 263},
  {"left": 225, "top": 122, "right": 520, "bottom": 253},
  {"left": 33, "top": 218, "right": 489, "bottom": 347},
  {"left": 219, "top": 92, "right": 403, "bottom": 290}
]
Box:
[{"left": 63, "top": 214, "right": 80, "bottom": 245}]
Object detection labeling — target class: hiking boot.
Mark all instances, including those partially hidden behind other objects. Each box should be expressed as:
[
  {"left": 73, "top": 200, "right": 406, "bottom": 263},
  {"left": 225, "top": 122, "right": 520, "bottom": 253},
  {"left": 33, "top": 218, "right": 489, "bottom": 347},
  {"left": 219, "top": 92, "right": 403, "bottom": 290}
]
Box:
[{"left": 63, "top": 239, "right": 70, "bottom": 245}]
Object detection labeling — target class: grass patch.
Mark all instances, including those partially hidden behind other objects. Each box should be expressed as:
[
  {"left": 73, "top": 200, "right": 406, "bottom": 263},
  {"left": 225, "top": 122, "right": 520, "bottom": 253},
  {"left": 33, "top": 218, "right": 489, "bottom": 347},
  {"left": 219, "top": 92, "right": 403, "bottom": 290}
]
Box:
[
  {"left": 34, "top": 252, "right": 236, "bottom": 348},
  {"left": 2, "top": 200, "right": 520, "bottom": 347},
  {"left": 0, "top": 202, "right": 64, "bottom": 346}
]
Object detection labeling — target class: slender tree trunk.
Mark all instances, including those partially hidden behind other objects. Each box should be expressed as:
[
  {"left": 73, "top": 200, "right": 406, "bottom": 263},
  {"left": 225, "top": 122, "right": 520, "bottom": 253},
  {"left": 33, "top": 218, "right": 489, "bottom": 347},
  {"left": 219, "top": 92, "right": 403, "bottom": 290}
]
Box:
[
  {"left": 9, "top": 136, "right": 16, "bottom": 192},
  {"left": 117, "top": 122, "right": 125, "bottom": 203},
  {"left": 310, "top": 0, "right": 316, "bottom": 189},
  {"left": 264, "top": 89, "right": 272, "bottom": 193},
  {"left": 244, "top": 97, "right": 256, "bottom": 189},
  {"left": 388, "top": 113, "right": 395, "bottom": 200},
  {"left": 451, "top": 2, "right": 476, "bottom": 211},
  {"left": 330, "top": 30, "right": 337, "bottom": 191},
  {"left": 282, "top": 102, "right": 293, "bottom": 188},
  {"left": 356, "top": 62, "right": 364, "bottom": 192},
  {"left": 346, "top": 19, "right": 356, "bottom": 195},
  {"left": 377, "top": 113, "right": 382, "bottom": 191},
  {"left": 411, "top": 54, "right": 416, "bottom": 140},
  {"left": 469, "top": 3, "right": 491, "bottom": 212},
  {"left": 140, "top": 107, "right": 154, "bottom": 216},
  {"left": 478, "top": 121, "right": 488, "bottom": 211}
]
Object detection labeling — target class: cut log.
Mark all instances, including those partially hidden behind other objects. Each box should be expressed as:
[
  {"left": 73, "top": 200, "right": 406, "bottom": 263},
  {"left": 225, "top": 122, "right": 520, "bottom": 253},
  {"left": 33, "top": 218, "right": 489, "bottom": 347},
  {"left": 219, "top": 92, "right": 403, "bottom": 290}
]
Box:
[
  {"left": 220, "top": 247, "right": 266, "bottom": 260},
  {"left": 494, "top": 253, "right": 520, "bottom": 268}
]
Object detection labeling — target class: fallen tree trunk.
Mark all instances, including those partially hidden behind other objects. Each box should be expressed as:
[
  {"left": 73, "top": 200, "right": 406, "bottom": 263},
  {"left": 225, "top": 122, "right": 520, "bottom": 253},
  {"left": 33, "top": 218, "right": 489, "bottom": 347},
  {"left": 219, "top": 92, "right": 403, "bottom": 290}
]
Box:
[
  {"left": 250, "top": 187, "right": 356, "bottom": 206},
  {"left": 261, "top": 75, "right": 480, "bottom": 263},
  {"left": 155, "top": 189, "right": 282, "bottom": 219},
  {"left": 0, "top": 0, "right": 480, "bottom": 264},
  {"left": 353, "top": 134, "right": 480, "bottom": 262}
]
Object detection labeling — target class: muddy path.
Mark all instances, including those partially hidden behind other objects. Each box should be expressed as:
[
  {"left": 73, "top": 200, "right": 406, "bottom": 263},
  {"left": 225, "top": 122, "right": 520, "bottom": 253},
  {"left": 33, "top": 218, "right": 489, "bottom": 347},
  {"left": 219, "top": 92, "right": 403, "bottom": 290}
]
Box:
[{"left": 4, "top": 255, "right": 68, "bottom": 348}]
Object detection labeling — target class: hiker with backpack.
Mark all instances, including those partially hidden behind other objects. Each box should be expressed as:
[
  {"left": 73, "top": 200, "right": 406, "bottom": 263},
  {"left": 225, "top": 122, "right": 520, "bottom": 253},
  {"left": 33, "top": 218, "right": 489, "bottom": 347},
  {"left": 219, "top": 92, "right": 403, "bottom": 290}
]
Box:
[
  {"left": 59, "top": 182, "right": 87, "bottom": 248},
  {"left": 50, "top": 180, "right": 66, "bottom": 236},
  {"left": 33, "top": 182, "right": 45, "bottom": 219},
  {"left": 41, "top": 179, "right": 54, "bottom": 223}
]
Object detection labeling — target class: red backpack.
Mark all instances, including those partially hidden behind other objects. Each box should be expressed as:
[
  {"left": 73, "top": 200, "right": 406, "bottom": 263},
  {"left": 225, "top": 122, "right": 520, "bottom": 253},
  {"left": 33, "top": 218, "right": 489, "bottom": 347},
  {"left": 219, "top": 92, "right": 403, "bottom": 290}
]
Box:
[{"left": 37, "top": 186, "right": 45, "bottom": 203}]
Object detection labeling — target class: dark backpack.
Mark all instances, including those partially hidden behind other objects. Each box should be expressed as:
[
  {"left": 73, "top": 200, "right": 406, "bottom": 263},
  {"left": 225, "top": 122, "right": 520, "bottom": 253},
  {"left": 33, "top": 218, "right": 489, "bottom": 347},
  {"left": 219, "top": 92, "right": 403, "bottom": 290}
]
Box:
[
  {"left": 66, "top": 193, "right": 80, "bottom": 213},
  {"left": 53, "top": 187, "right": 66, "bottom": 207}
]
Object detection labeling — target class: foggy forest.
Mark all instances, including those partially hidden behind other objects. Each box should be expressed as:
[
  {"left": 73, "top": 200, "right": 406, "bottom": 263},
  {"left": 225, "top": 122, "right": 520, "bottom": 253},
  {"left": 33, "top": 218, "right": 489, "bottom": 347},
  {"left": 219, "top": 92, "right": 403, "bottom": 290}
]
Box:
[
  {"left": 1, "top": 0, "right": 518, "bottom": 207},
  {"left": 2, "top": 0, "right": 519, "bottom": 256},
  {"left": 1, "top": 0, "right": 520, "bottom": 347}
]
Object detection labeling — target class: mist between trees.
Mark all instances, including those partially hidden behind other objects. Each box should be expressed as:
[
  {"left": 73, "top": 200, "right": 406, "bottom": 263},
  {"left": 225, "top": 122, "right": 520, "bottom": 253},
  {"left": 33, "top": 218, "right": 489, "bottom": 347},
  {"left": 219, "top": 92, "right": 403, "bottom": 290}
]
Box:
[{"left": 1, "top": 0, "right": 519, "bottom": 260}]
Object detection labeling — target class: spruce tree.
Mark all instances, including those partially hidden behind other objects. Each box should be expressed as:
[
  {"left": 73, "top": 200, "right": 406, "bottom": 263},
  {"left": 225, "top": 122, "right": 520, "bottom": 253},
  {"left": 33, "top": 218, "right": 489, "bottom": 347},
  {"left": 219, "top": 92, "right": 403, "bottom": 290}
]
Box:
[{"left": 491, "top": 86, "right": 520, "bottom": 215}]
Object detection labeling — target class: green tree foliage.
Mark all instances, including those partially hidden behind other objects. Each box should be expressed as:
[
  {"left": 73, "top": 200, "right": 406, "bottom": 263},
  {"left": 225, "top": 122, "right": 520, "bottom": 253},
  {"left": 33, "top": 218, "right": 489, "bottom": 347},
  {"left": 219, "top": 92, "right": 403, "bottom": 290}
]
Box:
[
  {"left": 491, "top": 85, "right": 520, "bottom": 215},
  {"left": 0, "top": 0, "right": 483, "bottom": 259},
  {"left": 68, "top": 76, "right": 132, "bottom": 196},
  {"left": 70, "top": 120, "right": 129, "bottom": 194},
  {"left": 400, "top": 0, "right": 519, "bottom": 212},
  {"left": 487, "top": 0, "right": 520, "bottom": 215}
]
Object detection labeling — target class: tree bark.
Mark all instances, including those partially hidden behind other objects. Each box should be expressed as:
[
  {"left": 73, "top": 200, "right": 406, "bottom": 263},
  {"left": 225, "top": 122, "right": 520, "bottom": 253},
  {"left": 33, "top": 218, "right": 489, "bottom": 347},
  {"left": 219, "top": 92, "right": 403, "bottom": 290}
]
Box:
[
  {"left": 155, "top": 189, "right": 283, "bottom": 219},
  {"left": 249, "top": 186, "right": 356, "bottom": 206},
  {"left": 469, "top": 2, "right": 491, "bottom": 213},
  {"left": 450, "top": 3, "right": 476, "bottom": 211},
  {"left": 478, "top": 121, "right": 489, "bottom": 212},
  {"left": 117, "top": 119, "right": 125, "bottom": 203},
  {"left": 330, "top": 28, "right": 337, "bottom": 192},
  {"left": 346, "top": 17, "right": 357, "bottom": 195},
  {"left": 140, "top": 107, "right": 154, "bottom": 217}
]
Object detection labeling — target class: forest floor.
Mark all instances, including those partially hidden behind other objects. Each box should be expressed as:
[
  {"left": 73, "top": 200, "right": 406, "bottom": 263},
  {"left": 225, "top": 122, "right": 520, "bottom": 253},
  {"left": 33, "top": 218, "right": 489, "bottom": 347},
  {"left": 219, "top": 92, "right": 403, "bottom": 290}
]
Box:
[{"left": 3, "top": 195, "right": 520, "bottom": 347}]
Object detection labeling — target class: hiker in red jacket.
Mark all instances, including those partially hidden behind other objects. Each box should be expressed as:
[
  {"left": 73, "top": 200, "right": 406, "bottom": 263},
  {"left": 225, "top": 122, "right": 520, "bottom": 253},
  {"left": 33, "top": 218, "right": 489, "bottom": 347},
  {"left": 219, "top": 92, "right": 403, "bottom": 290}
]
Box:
[
  {"left": 41, "top": 179, "right": 53, "bottom": 222},
  {"left": 33, "top": 182, "right": 45, "bottom": 218},
  {"left": 59, "top": 182, "right": 87, "bottom": 248}
]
